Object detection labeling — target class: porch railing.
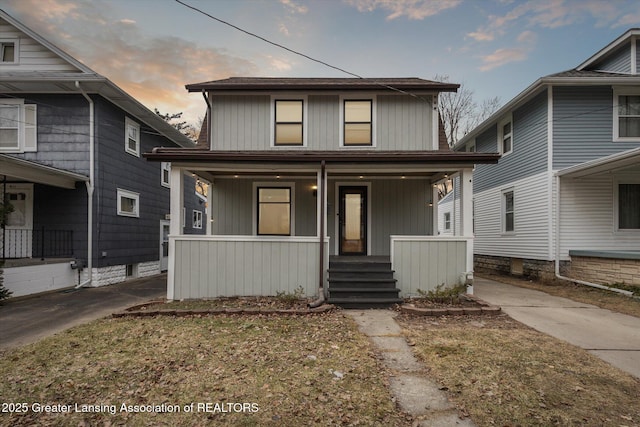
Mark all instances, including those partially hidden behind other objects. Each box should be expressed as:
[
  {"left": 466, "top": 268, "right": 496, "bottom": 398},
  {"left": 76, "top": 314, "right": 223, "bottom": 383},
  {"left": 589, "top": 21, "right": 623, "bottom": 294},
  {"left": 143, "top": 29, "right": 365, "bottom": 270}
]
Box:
[{"left": 1, "top": 227, "right": 74, "bottom": 260}]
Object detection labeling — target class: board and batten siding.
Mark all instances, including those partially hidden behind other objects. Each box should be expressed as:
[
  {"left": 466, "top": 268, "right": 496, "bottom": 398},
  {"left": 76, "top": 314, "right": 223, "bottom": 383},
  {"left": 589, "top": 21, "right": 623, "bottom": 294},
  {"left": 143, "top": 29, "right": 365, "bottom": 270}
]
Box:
[
  {"left": 559, "top": 173, "right": 640, "bottom": 258},
  {"left": 0, "top": 18, "right": 79, "bottom": 72},
  {"left": 474, "top": 91, "right": 548, "bottom": 194},
  {"left": 172, "top": 237, "right": 328, "bottom": 299},
  {"left": 391, "top": 237, "right": 469, "bottom": 296},
  {"left": 210, "top": 178, "right": 317, "bottom": 237},
  {"left": 474, "top": 171, "right": 551, "bottom": 260},
  {"left": 209, "top": 94, "right": 434, "bottom": 151},
  {"left": 589, "top": 42, "right": 631, "bottom": 73}
]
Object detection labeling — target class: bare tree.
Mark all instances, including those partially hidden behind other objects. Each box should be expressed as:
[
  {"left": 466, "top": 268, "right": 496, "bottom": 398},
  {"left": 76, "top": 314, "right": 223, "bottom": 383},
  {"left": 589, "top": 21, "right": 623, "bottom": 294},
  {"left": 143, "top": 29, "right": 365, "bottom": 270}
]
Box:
[
  {"left": 434, "top": 74, "right": 501, "bottom": 147},
  {"left": 154, "top": 108, "right": 198, "bottom": 142}
]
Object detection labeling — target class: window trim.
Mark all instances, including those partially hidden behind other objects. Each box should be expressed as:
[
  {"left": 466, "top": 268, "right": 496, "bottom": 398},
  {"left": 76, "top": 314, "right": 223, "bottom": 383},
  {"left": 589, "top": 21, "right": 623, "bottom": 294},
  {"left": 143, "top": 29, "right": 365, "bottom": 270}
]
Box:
[
  {"left": 0, "top": 38, "right": 19, "bottom": 64},
  {"left": 340, "top": 95, "right": 376, "bottom": 148},
  {"left": 0, "top": 99, "right": 37, "bottom": 153},
  {"left": 613, "top": 87, "right": 640, "bottom": 142},
  {"left": 192, "top": 209, "right": 203, "bottom": 229},
  {"left": 124, "top": 117, "right": 141, "bottom": 157},
  {"left": 614, "top": 177, "right": 640, "bottom": 232},
  {"left": 252, "top": 182, "right": 296, "bottom": 236},
  {"left": 444, "top": 212, "right": 451, "bottom": 230},
  {"left": 270, "top": 95, "right": 308, "bottom": 147},
  {"left": 117, "top": 188, "right": 140, "bottom": 218},
  {"left": 501, "top": 188, "right": 515, "bottom": 234},
  {"left": 498, "top": 116, "right": 513, "bottom": 156},
  {"left": 161, "top": 162, "right": 171, "bottom": 188}
]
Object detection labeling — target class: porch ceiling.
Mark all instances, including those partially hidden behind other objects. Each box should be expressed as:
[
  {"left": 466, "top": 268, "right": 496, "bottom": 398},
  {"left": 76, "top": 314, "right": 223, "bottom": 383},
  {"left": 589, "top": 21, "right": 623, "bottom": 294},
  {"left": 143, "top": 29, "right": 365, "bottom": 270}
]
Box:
[{"left": 0, "top": 155, "right": 88, "bottom": 189}]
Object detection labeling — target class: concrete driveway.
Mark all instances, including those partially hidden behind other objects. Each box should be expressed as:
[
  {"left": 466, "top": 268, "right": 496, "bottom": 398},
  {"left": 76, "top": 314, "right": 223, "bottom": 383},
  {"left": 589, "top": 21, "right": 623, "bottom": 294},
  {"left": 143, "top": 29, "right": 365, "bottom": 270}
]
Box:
[
  {"left": 474, "top": 277, "right": 640, "bottom": 379},
  {"left": 0, "top": 274, "right": 166, "bottom": 350}
]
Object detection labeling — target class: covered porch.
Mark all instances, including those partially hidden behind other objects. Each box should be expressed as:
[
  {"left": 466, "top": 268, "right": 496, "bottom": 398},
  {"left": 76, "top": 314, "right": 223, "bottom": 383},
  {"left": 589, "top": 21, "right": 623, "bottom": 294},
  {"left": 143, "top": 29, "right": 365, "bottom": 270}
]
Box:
[{"left": 146, "top": 149, "right": 497, "bottom": 302}]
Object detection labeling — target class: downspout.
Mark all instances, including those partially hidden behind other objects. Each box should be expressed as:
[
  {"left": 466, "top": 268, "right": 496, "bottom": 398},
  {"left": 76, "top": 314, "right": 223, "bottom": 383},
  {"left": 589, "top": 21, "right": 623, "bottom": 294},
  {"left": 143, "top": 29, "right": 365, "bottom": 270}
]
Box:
[
  {"left": 309, "top": 160, "right": 326, "bottom": 308},
  {"left": 75, "top": 81, "right": 94, "bottom": 288},
  {"left": 202, "top": 90, "right": 211, "bottom": 148},
  {"left": 554, "top": 174, "right": 633, "bottom": 297}
]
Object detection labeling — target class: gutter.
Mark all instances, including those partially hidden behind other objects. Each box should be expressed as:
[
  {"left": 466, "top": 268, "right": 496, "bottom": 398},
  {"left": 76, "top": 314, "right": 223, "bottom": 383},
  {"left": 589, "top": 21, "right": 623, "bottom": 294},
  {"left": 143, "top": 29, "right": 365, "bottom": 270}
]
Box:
[
  {"left": 309, "top": 160, "right": 326, "bottom": 308},
  {"left": 75, "top": 81, "right": 94, "bottom": 288},
  {"left": 553, "top": 174, "right": 633, "bottom": 297}
]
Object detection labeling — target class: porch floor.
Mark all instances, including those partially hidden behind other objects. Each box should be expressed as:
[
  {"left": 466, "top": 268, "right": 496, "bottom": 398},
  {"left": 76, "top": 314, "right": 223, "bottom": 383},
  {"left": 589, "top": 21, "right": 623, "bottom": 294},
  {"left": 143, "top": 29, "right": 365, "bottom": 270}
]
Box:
[{"left": 329, "top": 255, "right": 390, "bottom": 263}]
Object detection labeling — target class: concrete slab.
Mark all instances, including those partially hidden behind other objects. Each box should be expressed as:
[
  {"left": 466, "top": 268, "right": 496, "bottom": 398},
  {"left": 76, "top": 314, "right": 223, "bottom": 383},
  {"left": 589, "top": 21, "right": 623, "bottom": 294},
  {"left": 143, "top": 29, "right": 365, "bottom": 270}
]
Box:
[
  {"left": 389, "top": 374, "right": 452, "bottom": 413},
  {"left": 475, "top": 277, "right": 640, "bottom": 379},
  {"left": 0, "top": 274, "right": 166, "bottom": 350}
]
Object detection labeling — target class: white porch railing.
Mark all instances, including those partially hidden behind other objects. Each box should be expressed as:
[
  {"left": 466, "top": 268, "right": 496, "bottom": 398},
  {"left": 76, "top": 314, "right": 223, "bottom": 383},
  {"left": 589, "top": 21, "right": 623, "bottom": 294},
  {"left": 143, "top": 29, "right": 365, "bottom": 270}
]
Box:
[
  {"left": 390, "top": 236, "right": 473, "bottom": 297},
  {"left": 170, "top": 235, "right": 329, "bottom": 300}
]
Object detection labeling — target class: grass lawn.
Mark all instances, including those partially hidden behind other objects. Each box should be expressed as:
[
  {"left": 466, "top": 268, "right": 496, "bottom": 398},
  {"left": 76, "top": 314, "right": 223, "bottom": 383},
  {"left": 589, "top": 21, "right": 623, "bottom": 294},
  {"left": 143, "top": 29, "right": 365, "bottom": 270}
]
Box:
[
  {"left": 0, "top": 313, "right": 408, "bottom": 426},
  {"left": 398, "top": 313, "right": 640, "bottom": 427}
]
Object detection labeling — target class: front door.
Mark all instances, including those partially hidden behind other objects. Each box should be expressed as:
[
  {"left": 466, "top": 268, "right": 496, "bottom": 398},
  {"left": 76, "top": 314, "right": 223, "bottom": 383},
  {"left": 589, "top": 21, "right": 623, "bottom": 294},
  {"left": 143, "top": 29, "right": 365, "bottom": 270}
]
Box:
[
  {"left": 160, "top": 220, "right": 170, "bottom": 271},
  {"left": 339, "top": 186, "right": 367, "bottom": 255},
  {"left": 2, "top": 183, "right": 33, "bottom": 258}
]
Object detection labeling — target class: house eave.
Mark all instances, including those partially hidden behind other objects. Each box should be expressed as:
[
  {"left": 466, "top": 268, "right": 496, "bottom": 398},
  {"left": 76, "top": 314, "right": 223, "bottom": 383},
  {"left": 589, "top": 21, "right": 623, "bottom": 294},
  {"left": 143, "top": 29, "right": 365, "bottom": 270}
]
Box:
[
  {"left": 0, "top": 154, "right": 89, "bottom": 189},
  {"left": 555, "top": 147, "right": 640, "bottom": 178},
  {"left": 576, "top": 28, "right": 640, "bottom": 71},
  {"left": 144, "top": 149, "right": 500, "bottom": 166}
]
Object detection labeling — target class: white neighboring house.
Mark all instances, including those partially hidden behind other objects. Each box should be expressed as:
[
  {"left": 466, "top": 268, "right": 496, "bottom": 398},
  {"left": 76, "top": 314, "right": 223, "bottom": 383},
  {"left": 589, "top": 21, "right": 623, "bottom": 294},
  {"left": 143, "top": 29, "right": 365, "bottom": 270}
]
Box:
[{"left": 455, "top": 29, "right": 640, "bottom": 288}]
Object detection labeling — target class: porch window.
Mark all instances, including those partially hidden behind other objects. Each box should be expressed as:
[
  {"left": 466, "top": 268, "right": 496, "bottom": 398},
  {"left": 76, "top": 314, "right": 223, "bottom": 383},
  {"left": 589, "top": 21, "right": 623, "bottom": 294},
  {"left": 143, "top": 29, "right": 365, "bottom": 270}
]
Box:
[
  {"left": 274, "top": 100, "right": 303, "bottom": 146},
  {"left": 193, "top": 210, "right": 203, "bottom": 229},
  {"left": 117, "top": 188, "right": 139, "bottom": 217},
  {"left": 502, "top": 189, "right": 514, "bottom": 233},
  {"left": 498, "top": 116, "right": 513, "bottom": 155},
  {"left": 344, "top": 100, "right": 372, "bottom": 146},
  {"left": 0, "top": 39, "right": 17, "bottom": 63},
  {"left": 257, "top": 187, "right": 291, "bottom": 235},
  {"left": 0, "top": 100, "right": 37, "bottom": 152},
  {"left": 618, "top": 183, "right": 640, "bottom": 229},
  {"left": 615, "top": 94, "right": 640, "bottom": 140},
  {"left": 125, "top": 117, "right": 140, "bottom": 156}
]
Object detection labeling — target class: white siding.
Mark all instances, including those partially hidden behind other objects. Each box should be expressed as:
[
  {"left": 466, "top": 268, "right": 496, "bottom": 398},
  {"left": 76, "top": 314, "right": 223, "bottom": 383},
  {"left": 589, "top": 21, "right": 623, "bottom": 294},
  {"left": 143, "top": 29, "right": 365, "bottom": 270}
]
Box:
[
  {"left": 0, "top": 18, "right": 79, "bottom": 72},
  {"left": 172, "top": 236, "right": 328, "bottom": 300},
  {"left": 559, "top": 172, "right": 640, "bottom": 258},
  {"left": 3, "top": 262, "right": 76, "bottom": 297},
  {"left": 391, "top": 237, "right": 469, "bottom": 296},
  {"left": 474, "top": 171, "right": 551, "bottom": 260}
]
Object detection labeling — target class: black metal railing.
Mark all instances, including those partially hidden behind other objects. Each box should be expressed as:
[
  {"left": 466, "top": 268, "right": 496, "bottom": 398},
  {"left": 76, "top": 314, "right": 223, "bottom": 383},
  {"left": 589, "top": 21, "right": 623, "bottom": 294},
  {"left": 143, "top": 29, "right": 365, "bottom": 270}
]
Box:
[{"left": 1, "top": 227, "right": 74, "bottom": 260}]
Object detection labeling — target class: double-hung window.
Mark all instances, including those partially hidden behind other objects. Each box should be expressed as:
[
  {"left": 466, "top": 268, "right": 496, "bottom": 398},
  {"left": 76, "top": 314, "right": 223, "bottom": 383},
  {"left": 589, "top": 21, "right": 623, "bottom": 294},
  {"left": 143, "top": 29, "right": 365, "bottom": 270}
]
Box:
[
  {"left": 502, "top": 189, "right": 514, "bottom": 233},
  {"left": 125, "top": 117, "right": 140, "bottom": 156},
  {"left": 274, "top": 99, "right": 304, "bottom": 146},
  {"left": 444, "top": 212, "right": 451, "bottom": 231},
  {"left": 498, "top": 116, "right": 513, "bottom": 155},
  {"left": 617, "top": 182, "right": 640, "bottom": 230},
  {"left": 257, "top": 187, "right": 291, "bottom": 236},
  {"left": 0, "top": 99, "right": 37, "bottom": 152},
  {"left": 343, "top": 99, "right": 373, "bottom": 146},
  {"left": 614, "top": 89, "right": 640, "bottom": 141},
  {"left": 193, "top": 210, "right": 203, "bottom": 229},
  {"left": 161, "top": 162, "right": 171, "bottom": 188}
]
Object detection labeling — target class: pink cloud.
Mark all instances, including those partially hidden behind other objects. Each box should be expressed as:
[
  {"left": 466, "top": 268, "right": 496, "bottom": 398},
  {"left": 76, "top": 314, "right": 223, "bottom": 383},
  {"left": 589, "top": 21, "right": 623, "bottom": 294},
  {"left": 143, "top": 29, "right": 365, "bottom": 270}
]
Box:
[{"left": 346, "top": 0, "right": 462, "bottom": 20}]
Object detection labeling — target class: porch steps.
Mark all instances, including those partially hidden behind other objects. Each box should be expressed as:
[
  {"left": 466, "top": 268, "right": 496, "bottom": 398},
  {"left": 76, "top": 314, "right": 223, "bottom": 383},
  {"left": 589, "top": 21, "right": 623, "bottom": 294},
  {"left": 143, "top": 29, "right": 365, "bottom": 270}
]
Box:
[{"left": 327, "top": 257, "right": 402, "bottom": 309}]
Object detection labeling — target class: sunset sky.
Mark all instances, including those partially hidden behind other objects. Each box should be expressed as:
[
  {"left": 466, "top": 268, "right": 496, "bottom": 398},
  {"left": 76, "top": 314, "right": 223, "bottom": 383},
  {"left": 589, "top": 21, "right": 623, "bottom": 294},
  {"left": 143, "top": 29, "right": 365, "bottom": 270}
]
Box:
[{"left": 3, "top": 0, "right": 639, "bottom": 125}]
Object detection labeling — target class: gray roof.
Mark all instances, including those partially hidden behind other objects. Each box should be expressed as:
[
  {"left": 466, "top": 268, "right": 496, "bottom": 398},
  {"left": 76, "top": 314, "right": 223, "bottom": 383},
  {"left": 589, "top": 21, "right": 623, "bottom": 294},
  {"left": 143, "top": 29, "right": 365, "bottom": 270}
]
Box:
[{"left": 186, "top": 77, "right": 459, "bottom": 93}]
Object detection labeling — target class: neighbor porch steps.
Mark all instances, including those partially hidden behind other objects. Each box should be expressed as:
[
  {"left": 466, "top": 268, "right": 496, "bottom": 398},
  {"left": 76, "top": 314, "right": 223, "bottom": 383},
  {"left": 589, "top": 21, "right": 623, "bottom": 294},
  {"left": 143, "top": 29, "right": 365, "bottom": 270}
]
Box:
[{"left": 327, "top": 257, "right": 402, "bottom": 308}]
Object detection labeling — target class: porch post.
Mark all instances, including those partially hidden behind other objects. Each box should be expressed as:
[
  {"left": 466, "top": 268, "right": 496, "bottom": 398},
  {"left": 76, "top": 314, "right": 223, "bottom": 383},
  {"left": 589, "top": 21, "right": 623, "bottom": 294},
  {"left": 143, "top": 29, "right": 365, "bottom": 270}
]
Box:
[
  {"left": 460, "top": 168, "right": 474, "bottom": 272},
  {"left": 431, "top": 183, "right": 439, "bottom": 236},
  {"left": 206, "top": 178, "right": 213, "bottom": 235},
  {"left": 168, "top": 166, "right": 184, "bottom": 300}
]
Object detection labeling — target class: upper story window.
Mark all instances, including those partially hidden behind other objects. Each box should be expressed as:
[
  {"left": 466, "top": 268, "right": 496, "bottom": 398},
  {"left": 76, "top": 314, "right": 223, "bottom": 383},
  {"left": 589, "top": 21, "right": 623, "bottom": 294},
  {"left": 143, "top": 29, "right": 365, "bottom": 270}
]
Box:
[
  {"left": 0, "top": 99, "right": 37, "bottom": 153},
  {"left": 125, "top": 117, "right": 140, "bottom": 156},
  {"left": 274, "top": 99, "right": 304, "bottom": 146},
  {"left": 614, "top": 89, "right": 640, "bottom": 141},
  {"left": 0, "top": 39, "right": 18, "bottom": 64},
  {"left": 498, "top": 116, "right": 513, "bottom": 155},
  {"left": 343, "top": 99, "right": 373, "bottom": 146}
]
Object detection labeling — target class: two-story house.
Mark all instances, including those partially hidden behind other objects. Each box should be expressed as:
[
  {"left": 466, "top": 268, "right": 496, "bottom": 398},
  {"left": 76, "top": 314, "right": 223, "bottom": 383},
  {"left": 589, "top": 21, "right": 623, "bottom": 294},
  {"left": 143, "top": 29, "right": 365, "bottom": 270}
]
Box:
[
  {"left": 455, "top": 29, "right": 640, "bottom": 290},
  {"left": 0, "top": 10, "right": 206, "bottom": 297},
  {"left": 145, "top": 77, "right": 499, "bottom": 306}
]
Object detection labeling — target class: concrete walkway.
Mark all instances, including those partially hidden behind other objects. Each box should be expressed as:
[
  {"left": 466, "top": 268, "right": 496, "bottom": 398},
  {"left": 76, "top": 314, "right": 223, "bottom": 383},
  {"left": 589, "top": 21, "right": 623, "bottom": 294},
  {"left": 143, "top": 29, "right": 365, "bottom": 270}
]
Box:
[
  {"left": 345, "top": 310, "right": 475, "bottom": 427},
  {"left": 0, "top": 274, "right": 166, "bottom": 350},
  {"left": 474, "top": 277, "right": 640, "bottom": 379}
]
